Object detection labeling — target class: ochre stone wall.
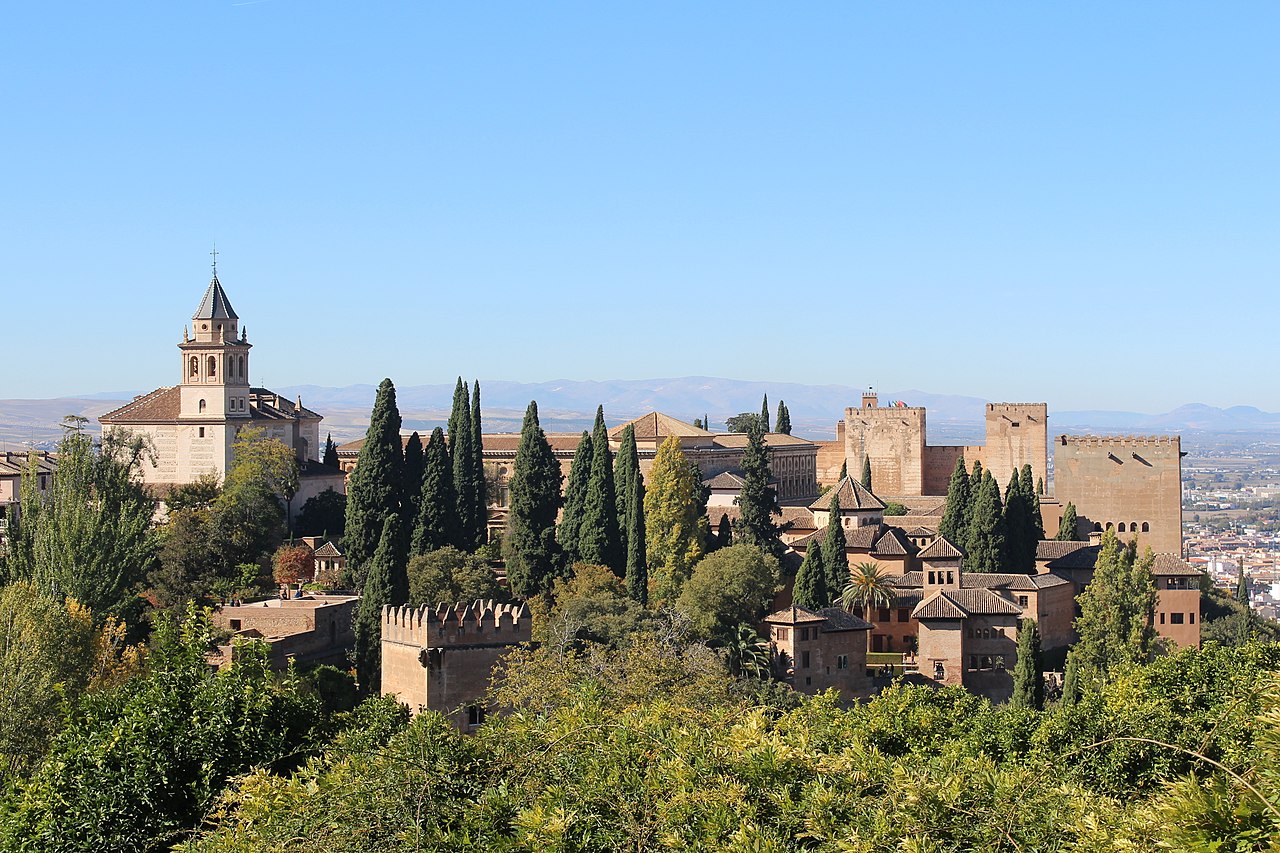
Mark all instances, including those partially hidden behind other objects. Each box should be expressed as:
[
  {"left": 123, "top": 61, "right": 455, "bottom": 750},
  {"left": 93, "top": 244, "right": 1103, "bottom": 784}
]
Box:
[
  {"left": 916, "top": 620, "right": 965, "bottom": 687},
  {"left": 843, "top": 406, "right": 927, "bottom": 497},
  {"left": 922, "top": 444, "right": 965, "bottom": 496},
  {"left": 1155, "top": 586, "right": 1200, "bottom": 649},
  {"left": 1054, "top": 435, "right": 1183, "bottom": 555},
  {"left": 967, "top": 404, "right": 1049, "bottom": 493}
]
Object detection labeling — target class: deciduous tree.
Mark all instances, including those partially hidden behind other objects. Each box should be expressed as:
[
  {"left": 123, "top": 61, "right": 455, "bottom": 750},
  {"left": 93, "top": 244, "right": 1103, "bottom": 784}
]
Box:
[
  {"left": 676, "top": 544, "right": 779, "bottom": 641},
  {"left": 1068, "top": 530, "right": 1157, "bottom": 691},
  {"left": 644, "top": 436, "right": 705, "bottom": 601},
  {"left": 407, "top": 545, "right": 504, "bottom": 606}
]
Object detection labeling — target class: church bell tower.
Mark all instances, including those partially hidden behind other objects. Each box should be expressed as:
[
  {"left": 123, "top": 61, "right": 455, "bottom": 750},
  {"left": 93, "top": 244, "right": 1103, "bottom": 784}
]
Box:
[{"left": 178, "top": 264, "right": 252, "bottom": 421}]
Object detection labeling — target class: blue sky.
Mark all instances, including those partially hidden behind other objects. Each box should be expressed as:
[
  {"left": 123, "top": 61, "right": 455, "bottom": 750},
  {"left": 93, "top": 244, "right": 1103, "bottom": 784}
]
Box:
[{"left": 2, "top": 3, "right": 1276, "bottom": 412}]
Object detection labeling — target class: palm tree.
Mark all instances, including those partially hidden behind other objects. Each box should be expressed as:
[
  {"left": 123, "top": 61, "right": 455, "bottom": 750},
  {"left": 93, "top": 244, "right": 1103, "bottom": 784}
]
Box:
[
  {"left": 840, "top": 562, "right": 896, "bottom": 615},
  {"left": 722, "top": 622, "right": 772, "bottom": 680}
]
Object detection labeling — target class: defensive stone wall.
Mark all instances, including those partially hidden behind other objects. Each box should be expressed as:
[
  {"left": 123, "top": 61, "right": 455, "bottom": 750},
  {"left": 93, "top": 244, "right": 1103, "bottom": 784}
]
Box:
[{"left": 843, "top": 405, "right": 927, "bottom": 496}]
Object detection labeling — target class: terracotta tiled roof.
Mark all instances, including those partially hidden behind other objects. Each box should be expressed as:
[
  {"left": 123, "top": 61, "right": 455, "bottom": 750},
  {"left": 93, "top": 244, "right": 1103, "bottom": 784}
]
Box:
[
  {"left": 100, "top": 386, "right": 182, "bottom": 423},
  {"left": 1042, "top": 545, "right": 1101, "bottom": 571},
  {"left": 918, "top": 536, "right": 965, "bottom": 561},
  {"left": 788, "top": 522, "right": 887, "bottom": 552},
  {"left": 0, "top": 450, "right": 57, "bottom": 478},
  {"left": 808, "top": 476, "right": 885, "bottom": 511},
  {"left": 871, "top": 528, "right": 913, "bottom": 557},
  {"left": 892, "top": 570, "right": 1071, "bottom": 592},
  {"left": 912, "top": 592, "right": 969, "bottom": 620},
  {"left": 711, "top": 433, "right": 816, "bottom": 449},
  {"left": 609, "top": 412, "right": 710, "bottom": 440},
  {"left": 703, "top": 471, "right": 746, "bottom": 489},
  {"left": 814, "top": 607, "right": 874, "bottom": 632},
  {"left": 905, "top": 526, "right": 937, "bottom": 537},
  {"left": 313, "top": 541, "right": 343, "bottom": 558},
  {"left": 248, "top": 389, "right": 321, "bottom": 421},
  {"left": 482, "top": 432, "right": 585, "bottom": 454},
  {"left": 1036, "top": 540, "right": 1093, "bottom": 561},
  {"left": 1152, "top": 553, "right": 1202, "bottom": 577},
  {"left": 764, "top": 605, "right": 828, "bottom": 625}
]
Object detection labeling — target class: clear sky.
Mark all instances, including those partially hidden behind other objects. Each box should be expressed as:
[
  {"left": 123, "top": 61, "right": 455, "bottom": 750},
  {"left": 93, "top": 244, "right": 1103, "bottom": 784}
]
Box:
[{"left": 3, "top": 2, "right": 1276, "bottom": 412}]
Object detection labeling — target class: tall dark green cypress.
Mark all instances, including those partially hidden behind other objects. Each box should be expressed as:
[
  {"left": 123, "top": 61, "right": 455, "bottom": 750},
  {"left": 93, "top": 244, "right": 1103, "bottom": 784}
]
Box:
[
  {"left": 625, "top": 472, "right": 648, "bottom": 605},
  {"left": 1057, "top": 503, "right": 1079, "bottom": 541},
  {"left": 839, "top": 459, "right": 848, "bottom": 481},
  {"left": 322, "top": 433, "right": 339, "bottom": 468},
  {"left": 968, "top": 460, "right": 984, "bottom": 506},
  {"left": 1010, "top": 618, "right": 1044, "bottom": 710},
  {"left": 822, "top": 493, "right": 849, "bottom": 599},
  {"left": 1236, "top": 559, "right": 1250, "bottom": 605},
  {"left": 578, "top": 406, "right": 623, "bottom": 573},
  {"left": 353, "top": 513, "right": 407, "bottom": 693},
  {"left": 614, "top": 424, "right": 639, "bottom": 558},
  {"left": 938, "top": 456, "right": 970, "bottom": 543},
  {"left": 860, "top": 455, "right": 872, "bottom": 491},
  {"left": 716, "top": 513, "right": 733, "bottom": 550},
  {"left": 412, "top": 428, "right": 457, "bottom": 556},
  {"left": 557, "top": 430, "right": 593, "bottom": 565},
  {"left": 1003, "top": 469, "right": 1032, "bottom": 573},
  {"left": 344, "top": 378, "right": 404, "bottom": 586},
  {"left": 792, "top": 543, "right": 828, "bottom": 609},
  {"left": 775, "top": 400, "right": 791, "bottom": 435},
  {"left": 503, "top": 402, "right": 564, "bottom": 599},
  {"left": 449, "top": 380, "right": 479, "bottom": 551},
  {"left": 471, "top": 380, "right": 488, "bottom": 546},
  {"left": 965, "top": 470, "right": 1007, "bottom": 572},
  {"left": 1021, "top": 465, "right": 1045, "bottom": 544},
  {"left": 402, "top": 431, "right": 425, "bottom": 527},
  {"left": 760, "top": 394, "right": 770, "bottom": 432},
  {"left": 733, "top": 421, "right": 783, "bottom": 560}
]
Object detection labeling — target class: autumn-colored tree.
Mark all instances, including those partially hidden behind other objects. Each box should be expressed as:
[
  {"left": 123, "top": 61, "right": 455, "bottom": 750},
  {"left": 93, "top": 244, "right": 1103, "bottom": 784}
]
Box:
[
  {"left": 644, "top": 436, "right": 706, "bottom": 601},
  {"left": 272, "top": 544, "right": 315, "bottom": 586}
]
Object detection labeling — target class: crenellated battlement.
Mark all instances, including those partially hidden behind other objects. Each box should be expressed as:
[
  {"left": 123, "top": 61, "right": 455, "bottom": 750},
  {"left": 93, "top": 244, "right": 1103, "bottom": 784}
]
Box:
[
  {"left": 986, "top": 403, "right": 1047, "bottom": 414},
  {"left": 1058, "top": 434, "right": 1180, "bottom": 447},
  {"left": 381, "top": 599, "right": 531, "bottom": 647}
]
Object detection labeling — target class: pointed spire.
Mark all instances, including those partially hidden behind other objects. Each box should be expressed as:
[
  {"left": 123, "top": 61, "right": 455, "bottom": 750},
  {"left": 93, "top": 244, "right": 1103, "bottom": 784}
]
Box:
[{"left": 193, "top": 272, "right": 238, "bottom": 320}]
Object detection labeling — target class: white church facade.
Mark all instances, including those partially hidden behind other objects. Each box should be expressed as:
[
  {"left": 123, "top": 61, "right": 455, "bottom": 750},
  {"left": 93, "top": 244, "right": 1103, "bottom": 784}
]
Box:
[{"left": 100, "top": 271, "right": 344, "bottom": 513}]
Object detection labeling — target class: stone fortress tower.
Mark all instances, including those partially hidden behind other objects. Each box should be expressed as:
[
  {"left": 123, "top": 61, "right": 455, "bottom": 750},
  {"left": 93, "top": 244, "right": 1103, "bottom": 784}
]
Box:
[{"left": 842, "top": 390, "right": 1048, "bottom": 498}]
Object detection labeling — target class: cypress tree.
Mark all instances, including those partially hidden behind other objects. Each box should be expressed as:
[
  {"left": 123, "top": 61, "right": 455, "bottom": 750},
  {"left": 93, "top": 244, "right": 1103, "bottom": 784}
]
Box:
[
  {"left": 760, "top": 394, "right": 770, "bottom": 432},
  {"left": 860, "top": 455, "right": 872, "bottom": 490},
  {"left": 1036, "top": 476, "right": 1045, "bottom": 496},
  {"left": 1021, "top": 464, "right": 1045, "bottom": 544},
  {"left": 578, "top": 406, "right": 623, "bottom": 573},
  {"left": 693, "top": 417, "right": 703, "bottom": 430},
  {"left": 353, "top": 513, "right": 408, "bottom": 693},
  {"left": 624, "top": 472, "right": 648, "bottom": 605},
  {"left": 503, "top": 401, "right": 564, "bottom": 599},
  {"left": 471, "top": 380, "right": 487, "bottom": 546},
  {"left": 614, "top": 424, "right": 639, "bottom": 558},
  {"left": 839, "top": 459, "right": 848, "bottom": 481},
  {"left": 716, "top": 513, "right": 733, "bottom": 550},
  {"left": 965, "top": 470, "right": 1007, "bottom": 572},
  {"left": 776, "top": 400, "right": 791, "bottom": 435},
  {"left": 322, "top": 433, "right": 339, "bottom": 468},
  {"left": 557, "top": 430, "right": 593, "bottom": 565},
  {"left": 1061, "top": 650, "right": 1081, "bottom": 706},
  {"left": 1003, "top": 469, "right": 1032, "bottom": 573},
  {"left": 344, "top": 378, "right": 404, "bottom": 585},
  {"left": 733, "top": 421, "right": 783, "bottom": 560},
  {"left": 412, "top": 428, "right": 458, "bottom": 556},
  {"left": 449, "top": 381, "right": 480, "bottom": 551},
  {"left": 1010, "top": 618, "right": 1044, "bottom": 710},
  {"left": 1237, "top": 558, "right": 1250, "bottom": 605},
  {"left": 402, "top": 431, "right": 425, "bottom": 526},
  {"left": 938, "top": 456, "right": 970, "bottom": 543},
  {"left": 1057, "top": 502, "right": 1079, "bottom": 541},
  {"left": 822, "top": 493, "right": 849, "bottom": 598},
  {"left": 968, "top": 460, "right": 984, "bottom": 507},
  {"left": 792, "top": 543, "right": 828, "bottom": 609}
]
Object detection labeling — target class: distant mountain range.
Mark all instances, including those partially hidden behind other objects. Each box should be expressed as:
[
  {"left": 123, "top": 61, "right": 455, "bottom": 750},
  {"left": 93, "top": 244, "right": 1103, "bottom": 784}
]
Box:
[{"left": 4, "top": 377, "right": 1280, "bottom": 451}]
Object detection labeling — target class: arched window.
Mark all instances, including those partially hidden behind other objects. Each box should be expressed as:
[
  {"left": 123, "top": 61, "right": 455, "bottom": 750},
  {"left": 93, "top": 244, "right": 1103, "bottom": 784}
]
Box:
[
  {"left": 1093, "top": 522, "right": 1102, "bottom": 532},
  {"left": 198, "top": 399, "right": 206, "bottom": 413},
  {"left": 1105, "top": 522, "right": 1114, "bottom": 531},
  {"left": 1141, "top": 522, "right": 1150, "bottom": 533},
  {"left": 1118, "top": 523, "right": 1126, "bottom": 533},
  {"left": 1131, "top": 522, "right": 1138, "bottom": 534},
  {"left": 208, "top": 356, "right": 217, "bottom": 378},
  {"left": 238, "top": 355, "right": 245, "bottom": 378},
  {"left": 189, "top": 356, "right": 198, "bottom": 377}
]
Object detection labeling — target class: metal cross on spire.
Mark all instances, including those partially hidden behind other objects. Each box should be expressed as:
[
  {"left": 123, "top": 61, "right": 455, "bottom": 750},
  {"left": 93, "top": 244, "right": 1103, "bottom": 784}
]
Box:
[{"left": 210, "top": 243, "right": 219, "bottom": 276}]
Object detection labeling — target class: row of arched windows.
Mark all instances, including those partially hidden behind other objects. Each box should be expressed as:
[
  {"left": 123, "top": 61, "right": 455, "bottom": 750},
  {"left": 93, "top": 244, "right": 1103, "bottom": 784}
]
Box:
[
  {"left": 1094, "top": 521, "right": 1151, "bottom": 534},
  {"left": 187, "top": 354, "right": 247, "bottom": 381}
]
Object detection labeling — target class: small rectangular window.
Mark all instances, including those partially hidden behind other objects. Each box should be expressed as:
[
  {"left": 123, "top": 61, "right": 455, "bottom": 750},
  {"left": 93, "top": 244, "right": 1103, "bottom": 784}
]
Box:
[
  {"left": 775, "top": 627, "right": 788, "bottom": 641},
  {"left": 1159, "top": 612, "right": 1166, "bottom": 624},
  {"left": 1190, "top": 612, "right": 1196, "bottom": 624},
  {"left": 229, "top": 619, "right": 241, "bottom": 631},
  {"left": 198, "top": 427, "right": 205, "bottom": 438},
  {"left": 897, "top": 608, "right": 909, "bottom": 623},
  {"left": 801, "top": 650, "right": 811, "bottom": 669},
  {"left": 836, "top": 654, "right": 848, "bottom": 670},
  {"left": 1018, "top": 595, "right": 1029, "bottom": 607},
  {"left": 1170, "top": 612, "right": 1185, "bottom": 625}
]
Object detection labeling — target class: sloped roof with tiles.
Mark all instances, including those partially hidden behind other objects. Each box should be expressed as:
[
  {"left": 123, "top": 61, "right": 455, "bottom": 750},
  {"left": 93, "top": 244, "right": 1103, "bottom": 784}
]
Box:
[
  {"left": 193, "top": 275, "right": 238, "bottom": 320},
  {"left": 1152, "top": 553, "right": 1202, "bottom": 577},
  {"left": 100, "top": 386, "right": 182, "bottom": 423},
  {"left": 894, "top": 571, "right": 1070, "bottom": 592},
  {"left": 912, "top": 588, "right": 1024, "bottom": 620},
  {"left": 912, "top": 592, "right": 969, "bottom": 620},
  {"left": 917, "top": 536, "right": 965, "bottom": 561},
  {"left": 808, "top": 476, "right": 886, "bottom": 511},
  {"left": 871, "top": 528, "right": 914, "bottom": 557},
  {"left": 703, "top": 471, "right": 747, "bottom": 489},
  {"left": 712, "top": 432, "right": 816, "bottom": 449},
  {"left": 814, "top": 607, "right": 874, "bottom": 632},
  {"left": 1036, "top": 540, "right": 1094, "bottom": 561},
  {"left": 764, "top": 606, "right": 828, "bottom": 625},
  {"left": 609, "top": 412, "right": 710, "bottom": 441}
]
